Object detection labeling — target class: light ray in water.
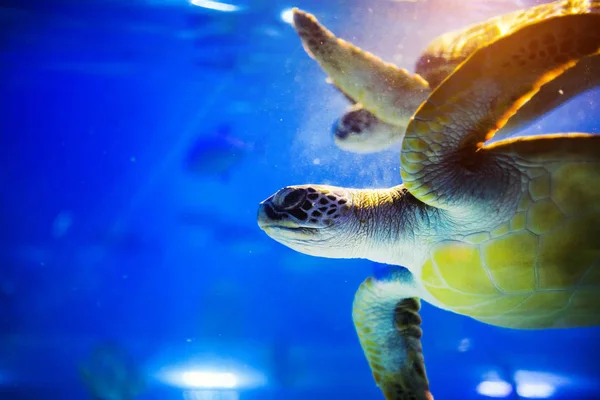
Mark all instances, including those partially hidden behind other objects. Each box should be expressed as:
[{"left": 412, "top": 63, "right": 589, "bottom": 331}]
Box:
[{"left": 190, "top": 0, "right": 242, "bottom": 12}]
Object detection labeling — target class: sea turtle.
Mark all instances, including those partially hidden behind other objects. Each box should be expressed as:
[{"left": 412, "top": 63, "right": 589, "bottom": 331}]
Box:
[
  {"left": 295, "top": 0, "right": 600, "bottom": 153},
  {"left": 257, "top": 11, "right": 600, "bottom": 400}
]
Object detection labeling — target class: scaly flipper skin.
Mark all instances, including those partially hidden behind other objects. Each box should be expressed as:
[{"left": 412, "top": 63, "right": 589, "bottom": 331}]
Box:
[
  {"left": 422, "top": 0, "right": 600, "bottom": 141},
  {"left": 501, "top": 55, "right": 600, "bottom": 135},
  {"left": 295, "top": 1, "right": 600, "bottom": 153},
  {"left": 417, "top": 0, "right": 600, "bottom": 87},
  {"left": 292, "top": 8, "right": 430, "bottom": 127},
  {"left": 353, "top": 268, "right": 433, "bottom": 400},
  {"left": 400, "top": 13, "right": 600, "bottom": 212}
]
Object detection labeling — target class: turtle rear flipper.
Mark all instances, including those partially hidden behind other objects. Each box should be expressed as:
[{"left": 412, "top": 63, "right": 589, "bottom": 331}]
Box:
[{"left": 353, "top": 268, "right": 432, "bottom": 400}]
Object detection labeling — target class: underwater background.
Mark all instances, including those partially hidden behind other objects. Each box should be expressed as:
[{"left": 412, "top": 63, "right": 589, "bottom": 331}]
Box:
[{"left": 1, "top": 0, "right": 600, "bottom": 399}]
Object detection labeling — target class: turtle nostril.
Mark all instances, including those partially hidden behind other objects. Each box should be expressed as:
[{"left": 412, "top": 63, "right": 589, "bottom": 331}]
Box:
[
  {"left": 274, "top": 188, "right": 307, "bottom": 210},
  {"left": 263, "top": 203, "right": 282, "bottom": 220}
]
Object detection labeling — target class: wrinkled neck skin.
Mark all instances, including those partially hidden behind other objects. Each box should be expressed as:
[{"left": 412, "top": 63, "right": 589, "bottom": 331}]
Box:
[{"left": 347, "top": 185, "right": 442, "bottom": 272}]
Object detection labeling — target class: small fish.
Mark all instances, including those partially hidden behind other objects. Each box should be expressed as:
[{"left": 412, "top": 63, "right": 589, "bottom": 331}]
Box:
[
  {"left": 184, "top": 123, "right": 261, "bottom": 181},
  {"left": 79, "top": 340, "right": 145, "bottom": 400}
]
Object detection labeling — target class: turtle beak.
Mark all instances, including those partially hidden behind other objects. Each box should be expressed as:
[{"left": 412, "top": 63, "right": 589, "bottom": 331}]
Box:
[
  {"left": 257, "top": 192, "right": 316, "bottom": 231},
  {"left": 257, "top": 201, "right": 276, "bottom": 229},
  {"left": 257, "top": 199, "right": 297, "bottom": 230}
]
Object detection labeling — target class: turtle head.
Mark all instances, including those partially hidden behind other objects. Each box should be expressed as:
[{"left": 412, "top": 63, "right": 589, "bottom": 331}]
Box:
[
  {"left": 333, "top": 104, "right": 404, "bottom": 154},
  {"left": 258, "top": 184, "right": 438, "bottom": 268},
  {"left": 257, "top": 185, "right": 361, "bottom": 258}
]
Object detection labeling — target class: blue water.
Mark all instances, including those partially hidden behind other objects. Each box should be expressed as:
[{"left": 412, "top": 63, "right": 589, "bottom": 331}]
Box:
[{"left": 1, "top": 0, "right": 600, "bottom": 399}]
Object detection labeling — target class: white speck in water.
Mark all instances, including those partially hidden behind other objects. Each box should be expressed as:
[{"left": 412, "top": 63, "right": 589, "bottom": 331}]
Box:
[{"left": 313, "top": 158, "right": 321, "bottom": 165}]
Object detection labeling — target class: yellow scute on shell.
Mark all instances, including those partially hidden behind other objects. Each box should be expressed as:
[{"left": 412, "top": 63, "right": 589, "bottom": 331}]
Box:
[
  {"left": 482, "top": 230, "right": 537, "bottom": 293},
  {"left": 430, "top": 241, "right": 499, "bottom": 295},
  {"left": 537, "top": 217, "right": 600, "bottom": 289},
  {"left": 526, "top": 199, "right": 563, "bottom": 235},
  {"left": 551, "top": 163, "right": 600, "bottom": 216},
  {"left": 528, "top": 174, "right": 550, "bottom": 200}
]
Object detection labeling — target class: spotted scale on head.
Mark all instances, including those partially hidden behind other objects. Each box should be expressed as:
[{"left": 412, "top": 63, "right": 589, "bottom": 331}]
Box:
[{"left": 263, "top": 185, "right": 351, "bottom": 226}]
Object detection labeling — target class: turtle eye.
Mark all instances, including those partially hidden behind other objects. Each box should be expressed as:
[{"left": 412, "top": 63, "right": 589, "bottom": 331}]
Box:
[{"left": 274, "top": 188, "right": 307, "bottom": 210}]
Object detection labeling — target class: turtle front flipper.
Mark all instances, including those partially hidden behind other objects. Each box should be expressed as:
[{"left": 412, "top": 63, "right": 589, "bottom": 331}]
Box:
[
  {"left": 292, "top": 8, "right": 430, "bottom": 127},
  {"left": 500, "top": 54, "right": 600, "bottom": 137},
  {"left": 399, "top": 13, "right": 600, "bottom": 212},
  {"left": 353, "top": 268, "right": 432, "bottom": 400},
  {"left": 326, "top": 76, "right": 358, "bottom": 105}
]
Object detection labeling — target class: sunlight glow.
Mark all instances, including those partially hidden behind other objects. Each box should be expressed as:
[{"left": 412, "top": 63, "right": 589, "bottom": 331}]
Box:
[
  {"left": 280, "top": 8, "right": 294, "bottom": 24},
  {"left": 514, "top": 370, "right": 565, "bottom": 399},
  {"left": 181, "top": 371, "right": 238, "bottom": 388},
  {"left": 184, "top": 390, "right": 239, "bottom": 400},
  {"left": 190, "top": 0, "right": 240, "bottom": 12},
  {"left": 476, "top": 380, "right": 513, "bottom": 398},
  {"left": 516, "top": 383, "right": 556, "bottom": 398},
  {"left": 155, "top": 360, "right": 268, "bottom": 391}
]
